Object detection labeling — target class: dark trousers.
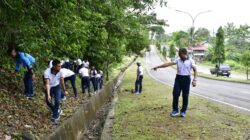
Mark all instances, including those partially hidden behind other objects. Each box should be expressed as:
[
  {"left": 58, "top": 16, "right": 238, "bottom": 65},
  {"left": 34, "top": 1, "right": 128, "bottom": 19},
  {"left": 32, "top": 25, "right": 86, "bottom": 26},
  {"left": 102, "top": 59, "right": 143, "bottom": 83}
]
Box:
[
  {"left": 63, "top": 74, "right": 77, "bottom": 97},
  {"left": 135, "top": 75, "right": 143, "bottom": 93},
  {"left": 45, "top": 85, "right": 61, "bottom": 118},
  {"left": 172, "top": 75, "right": 191, "bottom": 112},
  {"left": 81, "top": 76, "right": 90, "bottom": 94},
  {"left": 91, "top": 77, "right": 98, "bottom": 92},
  {"left": 23, "top": 71, "right": 34, "bottom": 96},
  {"left": 99, "top": 76, "right": 103, "bottom": 89}
]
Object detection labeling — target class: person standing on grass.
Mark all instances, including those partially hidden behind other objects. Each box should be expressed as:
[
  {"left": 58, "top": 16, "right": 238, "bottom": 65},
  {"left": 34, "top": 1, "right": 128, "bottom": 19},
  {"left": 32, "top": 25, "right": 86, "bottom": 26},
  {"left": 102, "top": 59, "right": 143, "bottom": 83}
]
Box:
[
  {"left": 96, "top": 70, "right": 101, "bottom": 90},
  {"left": 152, "top": 48, "right": 197, "bottom": 118},
  {"left": 60, "top": 68, "right": 78, "bottom": 99},
  {"left": 44, "top": 59, "right": 68, "bottom": 123},
  {"left": 7, "top": 47, "right": 36, "bottom": 98},
  {"left": 90, "top": 66, "right": 98, "bottom": 94},
  {"left": 98, "top": 70, "right": 103, "bottom": 89},
  {"left": 79, "top": 64, "right": 91, "bottom": 97},
  {"left": 134, "top": 62, "right": 143, "bottom": 94}
]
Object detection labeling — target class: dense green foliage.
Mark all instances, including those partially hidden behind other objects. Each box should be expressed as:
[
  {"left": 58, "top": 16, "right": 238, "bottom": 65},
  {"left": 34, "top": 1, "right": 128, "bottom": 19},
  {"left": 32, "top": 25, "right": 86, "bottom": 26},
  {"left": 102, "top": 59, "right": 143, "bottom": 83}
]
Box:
[
  {"left": 162, "top": 47, "right": 166, "bottom": 58},
  {"left": 241, "top": 50, "right": 250, "bottom": 79},
  {"left": 0, "top": 0, "right": 167, "bottom": 83},
  {"left": 156, "top": 42, "right": 161, "bottom": 52},
  {"left": 169, "top": 42, "right": 176, "bottom": 58},
  {"left": 170, "top": 30, "right": 189, "bottom": 48},
  {"left": 212, "top": 27, "right": 225, "bottom": 65},
  {"left": 168, "top": 28, "right": 211, "bottom": 48},
  {"left": 224, "top": 23, "right": 250, "bottom": 61}
]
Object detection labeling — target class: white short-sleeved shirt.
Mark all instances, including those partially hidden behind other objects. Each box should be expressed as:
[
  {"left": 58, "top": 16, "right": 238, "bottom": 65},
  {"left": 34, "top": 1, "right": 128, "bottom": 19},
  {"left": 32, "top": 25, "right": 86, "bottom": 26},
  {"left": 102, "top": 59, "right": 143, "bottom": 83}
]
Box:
[
  {"left": 99, "top": 70, "right": 103, "bottom": 76},
  {"left": 79, "top": 67, "right": 89, "bottom": 77},
  {"left": 137, "top": 66, "right": 143, "bottom": 76},
  {"left": 90, "top": 70, "right": 97, "bottom": 78},
  {"left": 44, "top": 68, "right": 63, "bottom": 87},
  {"left": 173, "top": 58, "right": 196, "bottom": 76},
  {"left": 61, "top": 68, "right": 75, "bottom": 78},
  {"left": 83, "top": 61, "right": 89, "bottom": 67},
  {"left": 96, "top": 73, "right": 101, "bottom": 78}
]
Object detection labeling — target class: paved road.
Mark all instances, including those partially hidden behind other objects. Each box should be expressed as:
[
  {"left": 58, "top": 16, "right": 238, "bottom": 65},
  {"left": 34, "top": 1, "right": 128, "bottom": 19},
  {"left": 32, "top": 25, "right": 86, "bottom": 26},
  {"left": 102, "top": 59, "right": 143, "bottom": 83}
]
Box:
[
  {"left": 145, "top": 46, "right": 250, "bottom": 113},
  {"left": 196, "top": 64, "right": 246, "bottom": 80}
]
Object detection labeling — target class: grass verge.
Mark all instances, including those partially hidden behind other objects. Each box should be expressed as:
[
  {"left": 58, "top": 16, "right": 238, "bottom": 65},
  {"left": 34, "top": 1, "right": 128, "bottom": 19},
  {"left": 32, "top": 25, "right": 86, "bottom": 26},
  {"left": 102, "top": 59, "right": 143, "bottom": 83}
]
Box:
[
  {"left": 198, "top": 72, "right": 250, "bottom": 84},
  {"left": 112, "top": 60, "right": 250, "bottom": 140}
]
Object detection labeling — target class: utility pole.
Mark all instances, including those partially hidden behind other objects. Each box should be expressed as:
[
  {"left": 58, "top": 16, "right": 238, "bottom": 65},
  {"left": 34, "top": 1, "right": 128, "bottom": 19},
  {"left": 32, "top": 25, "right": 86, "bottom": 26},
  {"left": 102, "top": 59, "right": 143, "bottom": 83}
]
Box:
[{"left": 175, "top": 10, "right": 212, "bottom": 46}]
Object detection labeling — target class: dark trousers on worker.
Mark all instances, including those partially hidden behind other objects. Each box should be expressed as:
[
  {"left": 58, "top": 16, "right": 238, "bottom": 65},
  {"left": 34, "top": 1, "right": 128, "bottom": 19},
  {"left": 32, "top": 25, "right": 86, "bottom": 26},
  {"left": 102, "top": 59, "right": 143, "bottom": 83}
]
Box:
[
  {"left": 23, "top": 71, "right": 34, "bottom": 96},
  {"left": 45, "top": 85, "right": 61, "bottom": 118},
  {"left": 98, "top": 76, "right": 103, "bottom": 89},
  {"left": 172, "top": 75, "right": 191, "bottom": 113},
  {"left": 135, "top": 75, "right": 143, "bottom": 93},
  {"left": 91, "top": 77, "right": 98, "bottom": 92},
  {"left": 81, "top": 76, "right": 90, "bottom": 94},
  {"left": 63, "top": 74, "right": 78, "bottom": 97}
]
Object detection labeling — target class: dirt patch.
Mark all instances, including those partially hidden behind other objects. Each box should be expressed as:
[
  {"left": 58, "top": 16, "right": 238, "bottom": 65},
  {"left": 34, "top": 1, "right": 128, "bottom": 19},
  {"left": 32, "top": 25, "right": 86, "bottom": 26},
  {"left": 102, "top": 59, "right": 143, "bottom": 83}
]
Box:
[{"left": 0, "top": 77, "right": 98, "bottom": 139}]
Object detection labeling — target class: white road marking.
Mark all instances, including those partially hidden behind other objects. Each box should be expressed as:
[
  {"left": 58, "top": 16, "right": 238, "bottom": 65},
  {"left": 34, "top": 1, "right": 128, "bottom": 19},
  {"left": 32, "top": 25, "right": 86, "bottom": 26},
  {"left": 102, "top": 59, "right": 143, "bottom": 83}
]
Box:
[{"left": 145, "top": 54, "right": 250, "bottom": 113}]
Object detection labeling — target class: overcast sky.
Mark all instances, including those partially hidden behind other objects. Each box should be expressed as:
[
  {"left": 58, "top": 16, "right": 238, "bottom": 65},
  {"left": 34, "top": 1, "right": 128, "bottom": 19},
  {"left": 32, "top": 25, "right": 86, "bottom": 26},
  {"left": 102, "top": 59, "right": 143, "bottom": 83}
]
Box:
[{"left": 155, "top": 0, "right": 250, "bottom": 34}]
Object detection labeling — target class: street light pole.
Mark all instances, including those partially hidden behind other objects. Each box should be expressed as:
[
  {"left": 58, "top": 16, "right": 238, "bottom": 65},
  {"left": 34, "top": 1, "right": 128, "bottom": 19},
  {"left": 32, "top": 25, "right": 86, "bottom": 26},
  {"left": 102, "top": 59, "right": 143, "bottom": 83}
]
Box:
[{"left": 175, "top": 10, "right": 212, "bottom": 46}]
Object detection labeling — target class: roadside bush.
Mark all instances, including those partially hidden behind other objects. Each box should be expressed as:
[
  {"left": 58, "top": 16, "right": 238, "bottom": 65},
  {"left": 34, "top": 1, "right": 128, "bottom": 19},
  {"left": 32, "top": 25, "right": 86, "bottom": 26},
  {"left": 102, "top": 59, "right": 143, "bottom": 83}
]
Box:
[{"left": 225, "top": 60, "right": 244, "bottom": 70}]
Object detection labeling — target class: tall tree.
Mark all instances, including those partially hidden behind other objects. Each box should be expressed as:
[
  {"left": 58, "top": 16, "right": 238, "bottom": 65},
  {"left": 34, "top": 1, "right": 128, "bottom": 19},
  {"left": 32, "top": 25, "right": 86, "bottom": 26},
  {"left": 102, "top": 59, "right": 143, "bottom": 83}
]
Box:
[
  {"left": 224, "top": 23, "right": 250, "bottom": 54},
  {"left": 169, "top": 43, "right": 176, "bottom": 58},
  {"left": 171, "top": 31, "right": 189, "bottom": 48},
  {"left": 193, "top": 27, "right": 211, "bottom": 45},
  {"left": 241, "top": 50, "right": 250, "bottom": 80},
  {"left": 162, "top": 47, "right": 167, "bottom": 58},
  {"left": 213, "top": 26, "right": 225, "bottom": 76}
]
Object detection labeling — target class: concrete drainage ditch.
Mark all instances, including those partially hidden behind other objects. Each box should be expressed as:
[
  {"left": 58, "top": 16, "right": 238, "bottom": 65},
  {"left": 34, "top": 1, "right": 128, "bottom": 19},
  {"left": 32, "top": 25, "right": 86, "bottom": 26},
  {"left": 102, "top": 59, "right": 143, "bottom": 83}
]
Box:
[{"left": 45, "top": 58, "right": 135, "bottom": 140}]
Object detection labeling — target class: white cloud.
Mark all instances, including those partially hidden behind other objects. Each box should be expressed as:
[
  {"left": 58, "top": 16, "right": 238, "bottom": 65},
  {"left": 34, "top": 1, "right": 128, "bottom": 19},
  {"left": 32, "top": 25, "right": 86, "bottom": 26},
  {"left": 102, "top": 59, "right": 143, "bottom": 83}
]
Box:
[{"left": 155, "top": 0, "right": 250, "bottom": 33}]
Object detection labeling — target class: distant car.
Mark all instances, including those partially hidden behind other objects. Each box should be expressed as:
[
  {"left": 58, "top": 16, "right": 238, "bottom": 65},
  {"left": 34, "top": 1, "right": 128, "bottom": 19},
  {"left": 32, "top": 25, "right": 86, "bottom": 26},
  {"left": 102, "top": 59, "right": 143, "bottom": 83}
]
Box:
[{"left": 210, "top": 64, "right": 231, "bottom": 77}]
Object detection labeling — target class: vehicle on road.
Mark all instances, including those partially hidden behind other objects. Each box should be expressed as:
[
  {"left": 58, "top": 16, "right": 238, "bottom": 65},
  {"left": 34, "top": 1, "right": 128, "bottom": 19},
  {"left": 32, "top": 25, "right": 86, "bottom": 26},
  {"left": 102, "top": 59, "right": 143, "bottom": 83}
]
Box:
[{"left": 210, "top": 64, "right": 231, "bottom": 77}]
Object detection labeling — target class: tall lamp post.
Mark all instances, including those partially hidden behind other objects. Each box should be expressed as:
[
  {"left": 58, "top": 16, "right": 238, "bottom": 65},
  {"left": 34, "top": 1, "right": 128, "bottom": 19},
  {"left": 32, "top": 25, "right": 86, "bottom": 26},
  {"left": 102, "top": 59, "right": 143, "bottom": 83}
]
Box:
[{"left": 175, "top": 10, "right": 212, "bottom": 46}]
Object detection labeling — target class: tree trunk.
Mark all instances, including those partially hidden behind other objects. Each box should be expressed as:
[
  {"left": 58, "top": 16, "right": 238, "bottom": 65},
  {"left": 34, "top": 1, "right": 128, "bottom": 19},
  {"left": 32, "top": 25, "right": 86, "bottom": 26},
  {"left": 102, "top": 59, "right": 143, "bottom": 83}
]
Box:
[
  {"left": 217, "top": 61, "right": 220, "bottom": 77},
  {"left": 247, "top": 66, "right": 249, "bottom": 80}
]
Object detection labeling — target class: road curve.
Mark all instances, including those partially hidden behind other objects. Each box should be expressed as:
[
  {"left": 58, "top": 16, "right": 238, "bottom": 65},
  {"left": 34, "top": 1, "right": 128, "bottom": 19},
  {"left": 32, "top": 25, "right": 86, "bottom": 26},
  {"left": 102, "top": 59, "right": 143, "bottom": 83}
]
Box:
[{"left": 145, "top": 46, "right": 250, "bottom": 113}]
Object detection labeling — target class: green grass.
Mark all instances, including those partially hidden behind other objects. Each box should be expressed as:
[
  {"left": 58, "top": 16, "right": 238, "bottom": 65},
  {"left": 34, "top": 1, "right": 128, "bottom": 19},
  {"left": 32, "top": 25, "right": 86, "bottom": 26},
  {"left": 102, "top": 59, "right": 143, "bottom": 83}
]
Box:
[
  {"left": 198, "top": 72, "right": 250, "bottom": 84},
  {"left": 109, "top": 56, "right": 135, "bottom": 80},
  {"left": 112, "top": 59, "right": 250, "bottom": 140}
]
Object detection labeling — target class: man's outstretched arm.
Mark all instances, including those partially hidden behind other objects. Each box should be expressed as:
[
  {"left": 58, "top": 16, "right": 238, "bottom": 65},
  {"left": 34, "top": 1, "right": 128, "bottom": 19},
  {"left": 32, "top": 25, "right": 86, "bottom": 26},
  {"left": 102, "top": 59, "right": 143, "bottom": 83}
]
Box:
[{"left": 152, "top": 62, "right": 175, "bottom": 71}]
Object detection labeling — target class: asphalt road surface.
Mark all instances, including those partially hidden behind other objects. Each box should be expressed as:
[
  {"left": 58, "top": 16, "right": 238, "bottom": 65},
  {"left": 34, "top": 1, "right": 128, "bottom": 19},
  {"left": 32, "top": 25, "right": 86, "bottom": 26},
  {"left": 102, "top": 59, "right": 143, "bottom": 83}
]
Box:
[{"left": 145, "top": 46, "right": 250, "bottom": 113}]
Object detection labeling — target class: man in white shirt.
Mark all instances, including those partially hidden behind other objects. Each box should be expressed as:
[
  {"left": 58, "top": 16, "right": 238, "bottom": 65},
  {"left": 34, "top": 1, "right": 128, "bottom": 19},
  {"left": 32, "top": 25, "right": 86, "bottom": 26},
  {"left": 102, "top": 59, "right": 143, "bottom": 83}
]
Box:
[
  {"left": 76, "top": 59, "right": 83, "bottom": 73},
  {"left": 83, "top": 59, "right": 89, "bottom": 68},
  {"left": 61, "top": 68, "right": 78, "bottom": 98},
  {"left": 79, "top": 64, "right": 91, "bottom": 96},
  {"left": 153, "top": 48, "right": 197, "bottom": 118},
  {"left": 135, "top": 62, "right": 143, "bottom": 94},
  {"left": 97, "top": 70, "right": 103, "bottom": 89},
  {"left": 44, "top": 59, "right": 68, "bottom": 123}
]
